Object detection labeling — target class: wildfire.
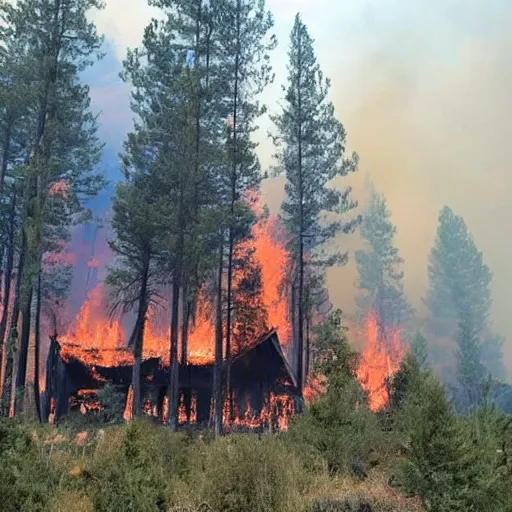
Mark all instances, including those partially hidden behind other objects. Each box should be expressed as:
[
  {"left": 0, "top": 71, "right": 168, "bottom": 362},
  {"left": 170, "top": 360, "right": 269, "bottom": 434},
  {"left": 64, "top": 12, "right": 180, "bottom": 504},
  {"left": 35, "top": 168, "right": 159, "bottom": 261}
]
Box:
[
  {"left": 303, "top": 373, "right": 327, "bottom": 405},
  {"left": 251, "top": 214, "right": 291, "bottom": 344},
  {"left": 49, "top": 179, "right": 69, "bottom": 199},
  {"left": 355, "top": 311, "right": 405, "bottom": 412},
  {"left": 58, "top": 200, "right": 292, "bottom": 369}
]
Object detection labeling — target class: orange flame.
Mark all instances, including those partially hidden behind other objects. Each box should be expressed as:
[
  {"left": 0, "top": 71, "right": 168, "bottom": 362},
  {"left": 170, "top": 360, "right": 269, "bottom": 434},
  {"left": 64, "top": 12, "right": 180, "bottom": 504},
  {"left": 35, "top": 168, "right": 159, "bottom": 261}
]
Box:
[
  {"left": 303, "top": 373, "right": 327, "bottom": 405},
  {"left": 59, "top": 199, "right": 292, "bottom": 369},
  {"left": 355, "top": 311, "right": 405, "bottom": 412},
  {"left": 123, "top": 385, "right": 133, "bottom": 422},
  {"left": 251, "top": 215, "right": 291, "bottom": 344},
  {"left": 49, "top": 179, "right": 69, "bottom": 199}
]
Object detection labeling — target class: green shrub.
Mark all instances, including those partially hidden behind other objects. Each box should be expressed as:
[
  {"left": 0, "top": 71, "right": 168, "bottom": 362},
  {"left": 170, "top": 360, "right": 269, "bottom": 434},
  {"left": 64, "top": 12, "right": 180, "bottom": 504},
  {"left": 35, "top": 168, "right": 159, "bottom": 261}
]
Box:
[
  {"left": 188, "top": 434, "right": 308, "bottom": 512},
  {"left": 393, "top": 368, "right": 511, "bottom": 511},
  {"left": 289, "top": 379, "right": 384, "bottom": 475},
  {"left": 288, "top": 310, "right": 386, "bottom": 475},
  {"left": 0, "top": 419, "right": 60, "bottom": 512},
  {"left": 96, "top": 383, "right": 126, "bottom": 424},
  {"left": 80, "top": 419, "right": 190, "bottom": 512}
]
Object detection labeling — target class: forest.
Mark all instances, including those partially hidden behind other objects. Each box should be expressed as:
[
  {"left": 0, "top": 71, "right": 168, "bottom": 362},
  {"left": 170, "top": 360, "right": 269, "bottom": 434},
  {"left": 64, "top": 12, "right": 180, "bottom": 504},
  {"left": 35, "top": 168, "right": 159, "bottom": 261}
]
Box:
[{"left": 1, "top": 0, "right": 512, "bottom": 511}]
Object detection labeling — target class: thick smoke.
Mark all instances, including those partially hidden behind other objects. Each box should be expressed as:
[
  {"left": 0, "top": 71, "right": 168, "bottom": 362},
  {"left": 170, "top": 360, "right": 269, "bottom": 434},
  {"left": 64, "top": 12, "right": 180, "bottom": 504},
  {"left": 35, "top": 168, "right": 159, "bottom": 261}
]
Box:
[
  {"left": 86, "top": 1, "right": 512, "bottom": 376},
  {"left": 261, "top": 1, "right": 512, "bottom": 378}
]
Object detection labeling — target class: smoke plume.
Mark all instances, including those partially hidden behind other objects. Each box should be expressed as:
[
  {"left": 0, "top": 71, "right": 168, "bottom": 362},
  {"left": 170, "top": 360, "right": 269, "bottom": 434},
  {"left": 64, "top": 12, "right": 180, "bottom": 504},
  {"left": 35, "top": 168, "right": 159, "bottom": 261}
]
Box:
[{"left": 261, "top": 0, "right": 512, "bottom": 378}]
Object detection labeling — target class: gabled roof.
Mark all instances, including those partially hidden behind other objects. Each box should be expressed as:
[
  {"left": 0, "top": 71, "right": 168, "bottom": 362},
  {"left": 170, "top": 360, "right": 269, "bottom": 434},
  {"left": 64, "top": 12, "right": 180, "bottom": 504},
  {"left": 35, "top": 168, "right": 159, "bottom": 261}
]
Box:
[
  {"left": 232, "top": 329, "right": 297, "bottom": 389},
  {"left": 58, "top": 328, "right": 298, "bottom": 394}
]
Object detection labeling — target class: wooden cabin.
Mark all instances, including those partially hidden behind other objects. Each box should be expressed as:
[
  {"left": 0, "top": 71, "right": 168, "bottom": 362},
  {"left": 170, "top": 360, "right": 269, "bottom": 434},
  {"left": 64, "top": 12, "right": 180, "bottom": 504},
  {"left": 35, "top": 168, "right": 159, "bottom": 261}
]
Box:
[{"left": 41, "top": 329, "right": 299, "bottom": 429}]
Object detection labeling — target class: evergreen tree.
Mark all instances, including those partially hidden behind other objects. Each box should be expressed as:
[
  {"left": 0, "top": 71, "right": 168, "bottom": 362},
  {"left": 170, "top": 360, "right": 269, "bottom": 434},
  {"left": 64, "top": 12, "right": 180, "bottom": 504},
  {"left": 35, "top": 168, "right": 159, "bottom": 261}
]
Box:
[
  {"left": 425, "top": 206, "right": 491, "bottom": 338},
  {"left": 424, "top": 206, "right": 502, "bottom": 402},
  {"left": 395, "top": 362, "right": 509, "bottom": 511},
  {"left": 0, "top": 0, "right": 105, "bottom": 415},
  {"left": 410, "top": 331, "right": 429, "bottom": 370},
  {"left": 271, "top": 14, "right": 359, "bottom": 395},
  {"left": 455, "top": 308, "right": 487, "bottom": 409},
  {"left": 289, "top": 310, "right": 382, "bottom": 473},
  {"left": 355, "top": 182, "right": 414, "bottom": 334},
  {"left": 106, "top": 175, "right": 164, "bottom": 418},
  {"left": 213, "top": 0, "right": 276, "bottom": 421}
]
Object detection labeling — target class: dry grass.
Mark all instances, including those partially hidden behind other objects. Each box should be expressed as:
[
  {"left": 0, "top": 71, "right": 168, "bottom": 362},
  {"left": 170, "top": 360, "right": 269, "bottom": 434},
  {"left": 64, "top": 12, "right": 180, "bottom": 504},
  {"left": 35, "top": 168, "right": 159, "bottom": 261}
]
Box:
[{"left": 307, "top": 470, "right": 425, "bottom": 512}]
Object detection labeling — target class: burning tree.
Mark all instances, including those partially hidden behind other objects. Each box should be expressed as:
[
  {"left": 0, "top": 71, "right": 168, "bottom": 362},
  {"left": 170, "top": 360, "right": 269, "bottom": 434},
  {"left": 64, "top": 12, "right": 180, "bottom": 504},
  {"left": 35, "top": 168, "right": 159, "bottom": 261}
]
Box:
[
  {"left": 355, "top": 180, "right": 414, "bottom": 337},
  {"left": 270, "top": 14, "right": 360, "bottom": 395}
]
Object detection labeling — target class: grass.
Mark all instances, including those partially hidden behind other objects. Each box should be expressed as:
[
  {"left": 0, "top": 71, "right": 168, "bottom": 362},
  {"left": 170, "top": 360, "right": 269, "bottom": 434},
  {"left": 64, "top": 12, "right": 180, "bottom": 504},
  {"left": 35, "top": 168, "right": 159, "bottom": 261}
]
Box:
[{"left": 0, "top": 415, "right": 424, "bottom": 512}]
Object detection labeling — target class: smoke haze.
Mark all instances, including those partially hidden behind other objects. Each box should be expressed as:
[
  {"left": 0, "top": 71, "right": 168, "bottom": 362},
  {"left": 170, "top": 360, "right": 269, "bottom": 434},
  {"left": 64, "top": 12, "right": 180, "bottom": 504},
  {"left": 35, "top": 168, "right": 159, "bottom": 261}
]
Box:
[
  {"left": 85, "top": 0, "right": 512, "bottom": 377},
  {"left": 261, "top": 1, "right": 512, "bottom": 378}
]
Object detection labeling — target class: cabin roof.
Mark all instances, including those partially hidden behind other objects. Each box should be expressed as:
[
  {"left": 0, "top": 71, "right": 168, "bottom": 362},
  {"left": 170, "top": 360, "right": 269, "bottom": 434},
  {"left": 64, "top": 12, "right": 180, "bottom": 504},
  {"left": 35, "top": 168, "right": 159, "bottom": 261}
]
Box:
[{"left": 58, "top": 328, "right": 297, "bottom": 395}]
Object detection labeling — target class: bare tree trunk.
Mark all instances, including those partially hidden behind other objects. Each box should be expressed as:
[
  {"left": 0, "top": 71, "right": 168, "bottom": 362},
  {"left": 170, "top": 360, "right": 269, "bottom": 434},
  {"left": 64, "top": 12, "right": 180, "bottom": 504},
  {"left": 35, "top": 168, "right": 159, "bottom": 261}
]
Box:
[
  {"left": 213, "top": 235, "right": 224, "bottom": 435},
  {"left": 1, "top": 236, "right": 25, "bottom": 416},
  {"left": 0, "top": 118, "right": 12, "bottom": 195},
  {"left": 0, "top": 186, "right": 17, "bottom": 380},
  {"left": 181, "top": 284, "right": 189, "bottom": 366},
  {"left": 131, "top": 255, "right": 150, "bottom": 417},
  {"left": 0, "top": 120, "right": 12, "bottom": 314},
  {"left": 305, "top": 312, "right": 311, "bottom": 380},
  {"left": 290, "top": 280, "right": 297, "bottom": 371},
  {"left": 15, "top": 285, "right": 33, "bottom": 414},
  {"left": 181, "top": 285, "right": 192, "bottom": 423},
  {"left": 167, "top": 238, "right": 183, "bottom": 430},
  {"left": 296, "top": 24, "right": 304, "bottom": 398},
  {"left": 33, "top": 271, "right": 42, "bottom": 421}
]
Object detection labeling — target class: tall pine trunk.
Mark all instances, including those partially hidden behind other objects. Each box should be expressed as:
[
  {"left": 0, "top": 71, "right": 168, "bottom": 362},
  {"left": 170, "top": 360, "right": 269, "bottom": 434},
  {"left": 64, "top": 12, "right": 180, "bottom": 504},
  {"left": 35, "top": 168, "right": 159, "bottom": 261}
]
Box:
[
  {"left": 1, "top": 235, "right": 26, "bottom": 416},
  {"left": 181, "top": 285, "right": 191, "bottom": 422},
  {"left": 305, "top": 312, "right": 310, "bottom": 381},
  {"left": 213, "top": 234, "right": 224, "bottom": 435},
  {"left": 132, "top": 255, "right": 150, "bottom": 417},
  {"left": 0, "top": 186, "right": 17, "bottom": 380},
  {"left": 225, "top": 0, "right": 241, "bottom": 424},
  {"left": 167, "top": 230, "right": 183, "bottom": 430},
  {"left": 15, "top": 284, "right": 33, "bottom": 414},
  {"left": 181, "top": 285, "right": 189, "bottom": 366},
  {"left": 167, "top": 277, "right": 181, "bottom": 429},
  {"left": 0, "top": 119, "right": 12, "bottom": 309},
  {"left": 33, "top": 270, "right": 42, "bottom": 421},
  {"left": 296, "top": 24, "right": 304, "bottom": 398},
  {"left": 0, "top": 118, "right": 12, "bottom": 194}
]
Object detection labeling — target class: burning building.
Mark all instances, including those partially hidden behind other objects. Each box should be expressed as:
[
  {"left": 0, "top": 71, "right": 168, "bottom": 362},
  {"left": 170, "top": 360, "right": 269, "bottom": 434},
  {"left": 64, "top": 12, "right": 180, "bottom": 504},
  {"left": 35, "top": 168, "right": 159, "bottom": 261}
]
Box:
[{"left": 42, "top": 328, "right": 298, "bottom": 431}]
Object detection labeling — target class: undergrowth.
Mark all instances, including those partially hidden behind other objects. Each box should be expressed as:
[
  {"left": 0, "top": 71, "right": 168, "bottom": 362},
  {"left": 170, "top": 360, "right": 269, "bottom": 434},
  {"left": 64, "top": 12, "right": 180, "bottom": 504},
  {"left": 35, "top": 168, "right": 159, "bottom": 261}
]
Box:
[{"left": 0, "top": 416, "right": 422, "bottom": 512}]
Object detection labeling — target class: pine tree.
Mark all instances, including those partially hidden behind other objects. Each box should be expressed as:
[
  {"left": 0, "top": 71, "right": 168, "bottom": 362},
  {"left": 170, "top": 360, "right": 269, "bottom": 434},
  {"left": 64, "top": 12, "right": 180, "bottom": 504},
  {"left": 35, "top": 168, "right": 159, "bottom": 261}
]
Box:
[
  {"left": 0, "top": 0, "right": 105, "bottom": 415},
  {"left": 395, "top": 365, "right": 506, "bottom": 510},
  {"left": 213, "top": 0, "right": 276, "bottom": 421},
  {"left": 290, "top": 310, "right": 381, "bottom": 473},
  {"left": 455, "top": 307, "right": 487, "bottom": 409},
  {"left": 425, "top": 206, "right": 491, "bottom": 338},
  {"left": 355, "top": 182, "right": 414, "bottom": 334},
  {"left": 271, "top": 14, "right": 359, "bottom": 395},
  {"left": 121, "top": 0, "right": 227, "bottom": 429},
  {"left": 106, "top": 175, "right": 163, "bottom": 418},
  {"left": 410, "top": 331, "right": 429, "bottom": 370},
  {"left": 424, "top": 206, "right": 501, "bottom": 402}
]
